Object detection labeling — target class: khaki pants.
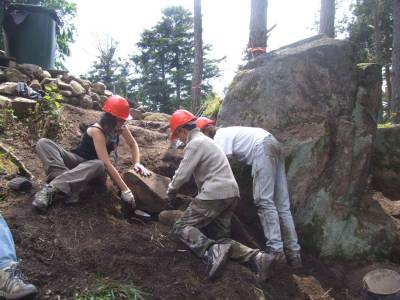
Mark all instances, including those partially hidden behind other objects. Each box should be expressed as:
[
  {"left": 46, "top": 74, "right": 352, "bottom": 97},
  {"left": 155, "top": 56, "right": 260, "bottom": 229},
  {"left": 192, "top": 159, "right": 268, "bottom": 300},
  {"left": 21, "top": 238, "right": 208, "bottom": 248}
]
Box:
[
  {"left": 36, "top": 138, "right": 107, "bottom": 196},
  {"left": 173, "top": 197, "right": 258, "bottom": 263}
]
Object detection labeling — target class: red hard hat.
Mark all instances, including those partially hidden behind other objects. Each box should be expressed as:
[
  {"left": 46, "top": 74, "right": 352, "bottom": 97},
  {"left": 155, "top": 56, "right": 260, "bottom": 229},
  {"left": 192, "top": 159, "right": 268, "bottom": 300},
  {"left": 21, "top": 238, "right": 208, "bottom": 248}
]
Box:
[
  {"left": 169, "top": 109, "right": 197, "bottom": 140},
  {"left": 196, "top": 117, "right": 216, "bottom": 130},
  {"left": 103, "top": 95, "right": 132, "bottom": 121}
]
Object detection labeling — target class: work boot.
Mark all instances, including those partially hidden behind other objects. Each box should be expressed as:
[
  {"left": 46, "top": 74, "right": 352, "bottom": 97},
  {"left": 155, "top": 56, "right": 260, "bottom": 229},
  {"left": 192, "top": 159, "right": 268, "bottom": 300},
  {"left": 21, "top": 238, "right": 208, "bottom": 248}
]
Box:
[
  {"left": 0, "top": 262, "right": 37, "bottom": 300},
  {"left": 32, "top": 184, "right": 55, "bottom": 212},
  {"left": 271, "top": 251, "right": 287, "bottom": 266},
  {"left": 287, "top": 251, "right": 303, "bottom": 269},
  {"left": 249, "top": 251, "right": 274, "bottom": 282},
  {"left": 62, "top": 193, "right": 79, "bottom": 205},
  {"left": 204, "top": 243, "right": 232, "bottom": 279}
]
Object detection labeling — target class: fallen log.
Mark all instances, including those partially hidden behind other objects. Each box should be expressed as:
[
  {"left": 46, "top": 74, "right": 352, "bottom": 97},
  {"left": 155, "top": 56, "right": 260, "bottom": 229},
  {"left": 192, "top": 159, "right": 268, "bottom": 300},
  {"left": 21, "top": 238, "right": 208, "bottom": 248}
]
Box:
[{"left": 0, "top": 143, "right": 33, "bottom": 178}]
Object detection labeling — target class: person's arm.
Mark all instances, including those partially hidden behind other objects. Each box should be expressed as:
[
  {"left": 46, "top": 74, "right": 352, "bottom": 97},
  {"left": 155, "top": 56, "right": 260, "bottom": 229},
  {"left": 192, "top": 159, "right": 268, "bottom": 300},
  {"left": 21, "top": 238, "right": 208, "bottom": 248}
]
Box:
[
  {"left": 167, "top": 142, "right": 200, "bottom": 194},
  {"left": 121, "top": 125, "right": 151, "bottom": 176}
]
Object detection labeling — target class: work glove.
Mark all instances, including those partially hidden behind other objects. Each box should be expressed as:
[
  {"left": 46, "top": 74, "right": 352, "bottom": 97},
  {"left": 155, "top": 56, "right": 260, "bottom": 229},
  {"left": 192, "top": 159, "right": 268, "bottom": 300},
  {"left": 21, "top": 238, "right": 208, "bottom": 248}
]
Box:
[
  {"left": 134, "top": 162, "right": 151, "bottom": 177},
  {"left": 121, "top": 189, "right": 136, "bottom": 209},
  {"left": 166, "top": 188, "right": 177, "bottom": 209}
]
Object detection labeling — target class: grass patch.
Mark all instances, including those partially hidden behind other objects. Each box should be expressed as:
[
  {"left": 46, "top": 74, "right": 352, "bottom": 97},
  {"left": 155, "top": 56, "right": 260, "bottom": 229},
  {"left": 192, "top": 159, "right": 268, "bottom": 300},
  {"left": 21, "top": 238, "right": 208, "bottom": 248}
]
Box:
[{"left": 75, "top": 282, "right": 148, "bottom": 300}]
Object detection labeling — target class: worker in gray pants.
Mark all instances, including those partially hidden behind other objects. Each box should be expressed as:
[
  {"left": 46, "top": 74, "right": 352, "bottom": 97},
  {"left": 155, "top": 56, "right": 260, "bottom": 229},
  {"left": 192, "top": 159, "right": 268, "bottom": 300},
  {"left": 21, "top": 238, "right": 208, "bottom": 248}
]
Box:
[
  {"left": 33, "top": 95, "right": 150, "bottom": 211},
  {"left": 196, "top": 118, "right": 302, "bottom": 268}
]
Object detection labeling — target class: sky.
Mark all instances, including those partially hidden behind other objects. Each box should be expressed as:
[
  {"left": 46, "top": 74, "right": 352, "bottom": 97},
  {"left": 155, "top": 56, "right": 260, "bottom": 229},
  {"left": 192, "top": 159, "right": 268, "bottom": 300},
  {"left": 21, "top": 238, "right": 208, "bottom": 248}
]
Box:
[{"left": 65, "top": 0, "right": 350, "bottom": 96}]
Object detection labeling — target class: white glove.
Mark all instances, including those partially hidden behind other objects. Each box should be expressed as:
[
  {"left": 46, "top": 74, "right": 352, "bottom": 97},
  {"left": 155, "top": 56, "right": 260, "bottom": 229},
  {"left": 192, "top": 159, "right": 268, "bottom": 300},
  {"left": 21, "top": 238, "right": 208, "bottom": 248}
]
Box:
[
  {"left": 134, "top": 163, "right": 151, "bottom": 177},
  {"left": 121, "top": 189, "right": 136, "bottom": 208}
]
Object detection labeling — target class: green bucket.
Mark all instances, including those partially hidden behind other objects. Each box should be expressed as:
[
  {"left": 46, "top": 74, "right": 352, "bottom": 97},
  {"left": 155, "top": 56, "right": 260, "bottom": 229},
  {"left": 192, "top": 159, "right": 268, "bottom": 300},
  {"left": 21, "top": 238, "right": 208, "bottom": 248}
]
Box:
[{"left": 3, "top": 4, "right": 60, "bottom": 69}]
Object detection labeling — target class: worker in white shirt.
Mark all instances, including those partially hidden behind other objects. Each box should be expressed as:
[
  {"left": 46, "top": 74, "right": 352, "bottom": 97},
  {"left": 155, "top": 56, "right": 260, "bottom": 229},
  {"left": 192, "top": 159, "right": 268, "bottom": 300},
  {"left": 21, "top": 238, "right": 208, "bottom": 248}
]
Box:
[{"left": 196, "top": 117, "right": 302, "bottom": 268}]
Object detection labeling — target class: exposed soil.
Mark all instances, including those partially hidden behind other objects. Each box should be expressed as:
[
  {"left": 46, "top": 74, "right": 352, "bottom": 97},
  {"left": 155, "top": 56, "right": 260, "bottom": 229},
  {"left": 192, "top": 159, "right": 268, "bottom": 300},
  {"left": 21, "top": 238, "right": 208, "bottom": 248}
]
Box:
[{"left": 1, "top": 104, "right": 399, "bottom": 300}]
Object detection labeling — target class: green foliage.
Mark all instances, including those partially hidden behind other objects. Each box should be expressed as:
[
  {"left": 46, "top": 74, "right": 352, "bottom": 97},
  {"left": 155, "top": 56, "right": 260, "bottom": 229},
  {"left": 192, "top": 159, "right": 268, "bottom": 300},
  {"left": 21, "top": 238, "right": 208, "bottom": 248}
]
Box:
[
  {"left": 1, "top": 0, "right": 77, "bottom": 67},
  {"left": 201, "top": 94, "right": 222, "bottom": 119},
  {"left": 84, "top": 36, "right": 132, "bottom": 98},
  {"left": 75, "top": 282, "right": 148, "bottom": 300},
  {"left": 42, "top": 84, "right": 62, "bottom": 116},
  {"left": 131, "top": 6, "right": 224, "bottom": 113},
  {"left": 0, "top": 109, "right": 16, "bottom": 136},
  {"left": 346, "top": 0, "right": 393, "bottom": 63}
]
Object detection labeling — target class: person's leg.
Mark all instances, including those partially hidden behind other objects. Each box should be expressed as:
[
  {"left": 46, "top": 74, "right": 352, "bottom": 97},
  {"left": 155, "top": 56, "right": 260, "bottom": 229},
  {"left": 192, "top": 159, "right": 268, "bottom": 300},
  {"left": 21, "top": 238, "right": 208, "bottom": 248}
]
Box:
[
  {"left": 0, "top": 215, "right": 37, "bottom": 299},
  {"left": 204, "top": 197, "right": 258, "bottom": 263},
  {"left": 33, "top": 160, "right": 106, "bottom": 211},
  {"left": 0, "top": 215, "right": 16, "bottom": 269},
  {"left": 173, "top": 198, "right": 234, "bottom": 279},
  {"left": 36, "top": 138, "right": 83, "bottom": 182},
  {"left": 173, "top": 198, "right": 230, "bottom": 257},
  {"left": 274, "top": 153, "right": 302, "bottom": 267},
  {"left": 252, "top": 141, "right": 283, "bottom": 253},
  {"left": 50, "top": 159, "right": 106, "bottom": 196}
]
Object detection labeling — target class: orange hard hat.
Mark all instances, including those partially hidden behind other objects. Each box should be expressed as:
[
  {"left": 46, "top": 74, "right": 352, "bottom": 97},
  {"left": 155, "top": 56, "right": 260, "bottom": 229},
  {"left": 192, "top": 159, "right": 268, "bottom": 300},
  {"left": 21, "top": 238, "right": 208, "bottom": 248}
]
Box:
[
  {"left": 103, "top": 95, "right": 132, "bottom": 120},
  {"left": 169, "top": 109, "right": 197, "bottom": 140},
  {"left": 196, "top": 117, "right": 216, "bottom": 130}
]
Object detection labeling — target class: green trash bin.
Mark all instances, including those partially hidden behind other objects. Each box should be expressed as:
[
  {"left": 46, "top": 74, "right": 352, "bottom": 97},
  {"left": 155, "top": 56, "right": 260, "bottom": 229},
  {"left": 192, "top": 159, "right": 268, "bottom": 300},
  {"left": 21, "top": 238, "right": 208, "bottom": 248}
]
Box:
[{"left": 3, "top": 4, "right": 60, "bottom": 69}]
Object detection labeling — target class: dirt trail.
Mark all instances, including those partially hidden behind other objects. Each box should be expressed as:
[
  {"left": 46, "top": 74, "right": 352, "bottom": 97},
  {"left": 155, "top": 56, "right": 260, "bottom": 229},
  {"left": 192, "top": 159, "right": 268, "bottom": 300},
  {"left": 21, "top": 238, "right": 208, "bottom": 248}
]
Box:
[{"left": 1, "top": 104, "right": 399, "bottom": 299}]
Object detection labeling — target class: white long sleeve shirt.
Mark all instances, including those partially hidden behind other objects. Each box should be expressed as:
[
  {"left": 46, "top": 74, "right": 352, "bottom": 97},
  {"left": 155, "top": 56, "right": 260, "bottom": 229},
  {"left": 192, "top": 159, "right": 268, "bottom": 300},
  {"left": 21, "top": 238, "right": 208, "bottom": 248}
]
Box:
[{"left": 213, "top": 126, "right": 271, "bottom": 165}]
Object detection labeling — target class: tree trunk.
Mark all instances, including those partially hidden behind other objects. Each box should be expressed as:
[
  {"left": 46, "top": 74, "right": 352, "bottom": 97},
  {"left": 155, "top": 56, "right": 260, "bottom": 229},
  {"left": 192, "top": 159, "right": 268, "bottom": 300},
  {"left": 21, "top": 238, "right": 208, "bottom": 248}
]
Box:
[
  {"left": 248, "top": 0, "right": 268, "bottom": 58},
  {"left": 392, "top": 0, "right": 400, "bottom": 123},
  {"left": 191, "top": 0, "right": 203, "bottom": 113},
  {"left": 373, "top": 0, "right": 383, "bottom": 65},
  {"left": 319, "top": 0, "right": 335, "bottom": 38},
  {"left": 385, "top": 64, "right": 392, "bottom": 118}
]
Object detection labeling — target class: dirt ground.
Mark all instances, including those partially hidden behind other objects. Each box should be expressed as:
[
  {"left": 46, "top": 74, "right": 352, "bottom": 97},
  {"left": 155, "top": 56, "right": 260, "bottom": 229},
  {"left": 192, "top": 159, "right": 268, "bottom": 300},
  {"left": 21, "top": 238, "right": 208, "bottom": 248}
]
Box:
[{"left": 1, "top": 104, "right": 400, "bottom": 300}]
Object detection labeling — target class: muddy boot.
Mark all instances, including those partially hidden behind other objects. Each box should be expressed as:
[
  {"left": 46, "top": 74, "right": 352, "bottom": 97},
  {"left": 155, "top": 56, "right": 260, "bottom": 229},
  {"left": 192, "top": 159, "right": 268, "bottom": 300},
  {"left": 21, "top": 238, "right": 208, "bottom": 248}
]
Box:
[
  {"left": 271, "top": 251, "right": 287, "bottom": 266},
  {"left": 249, "top": 251, "right": 274, "bottom": 282},
  {"left": 204, "top": 243, "right": 232, "bottom": 280},
  {"left": 287, "top": 251, "right": 303, "bottom": 269},
  {"left": 0, "top": 262, "right": 37, "bottom": 300},
  {"left": 32, "top": 184, "right": 55, "bottom": 212},
  {"left": 62, "top": 193, "right": 80, "bottom": 205}
]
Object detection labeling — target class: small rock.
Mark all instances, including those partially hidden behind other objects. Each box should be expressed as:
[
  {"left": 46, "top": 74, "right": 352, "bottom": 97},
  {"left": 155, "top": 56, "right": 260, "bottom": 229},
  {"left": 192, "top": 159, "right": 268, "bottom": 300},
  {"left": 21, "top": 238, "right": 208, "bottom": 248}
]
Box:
[
  {"left": 0, "top": 82, "right": 17, "bottom": 95},
  {"left": 11, "top": 97, "right": 37, "bottom": 117},
  {"left": 40, "top": 78, "right": 57, "bottom": 86},
  {"left": 80, "top": 95, "right": 93, "bottom": 109},
  {"left": 17, "top": 64, "right": 43, "bottom": 79},
  {"left": 41, "top": 70, "right": 51, "bottom": 79},
  {"left": 91, "top": 92, "right": 100, "bottom": 102},
  {"left": 104, "top": 90, "right": 113, "bottom": 97},
  {"left": 59, "top": 90, "right": 72, "bottom": 97},
  {"left": 0, "top": 95, "right": 12, "bottom": 108},
  {"left": 29, "top": 79, "right": 42, "bottom": 91},
  {"left": 62, "top": 96, "right": 80, "bottom": 106},
  {"left": 4, "top": 68, "right": 29, "bottom": 82},
  {"left": 70, "top": 80, "right": 85, "bottom": 96},
  {"left": 92, "top": 82, "right": 106, "bottom": 95},
  {"left": 159, "top": 210, "right": 184, "bottom": 226},
  {"left": 57, "top": 80, "right": 73, "bottom": 91}
]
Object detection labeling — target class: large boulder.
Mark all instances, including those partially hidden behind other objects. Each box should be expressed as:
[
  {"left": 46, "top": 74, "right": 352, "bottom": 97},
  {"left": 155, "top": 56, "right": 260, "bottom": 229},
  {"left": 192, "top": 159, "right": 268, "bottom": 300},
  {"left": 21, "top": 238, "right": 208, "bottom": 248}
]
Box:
[
  {"left": 372, "top": 126, "right": 400, "bottom": 199},
  {"left": 123, "top": 170, "right": 170, "bottom": 213},
  {"left": 218, "top": 36, "right": 398, "bottom": 259}
]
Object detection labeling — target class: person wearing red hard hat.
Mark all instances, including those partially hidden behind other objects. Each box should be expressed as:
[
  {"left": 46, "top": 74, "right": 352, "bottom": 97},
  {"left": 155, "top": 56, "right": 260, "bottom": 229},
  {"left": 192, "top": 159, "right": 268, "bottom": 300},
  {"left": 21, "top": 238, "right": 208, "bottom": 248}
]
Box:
[
  {"left": 33, "top": 95, "right": 150, "bottom": 212},
  {"left": 168, "top": 109, "right": 273, "bottom": 282},
  {"left": 196, "top": 118, "right": 302, "bottom": 269}
]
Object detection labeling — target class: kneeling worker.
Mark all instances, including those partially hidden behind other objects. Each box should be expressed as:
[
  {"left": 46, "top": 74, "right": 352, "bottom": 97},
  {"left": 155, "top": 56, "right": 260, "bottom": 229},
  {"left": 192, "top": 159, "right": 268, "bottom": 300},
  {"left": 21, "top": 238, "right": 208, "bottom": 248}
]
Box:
[
  {"left": 167, "top": 109, "right": 273, "bottom": 281},
  {"left": 196, "top": 117, "right": 302, "bottom": 268}
]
